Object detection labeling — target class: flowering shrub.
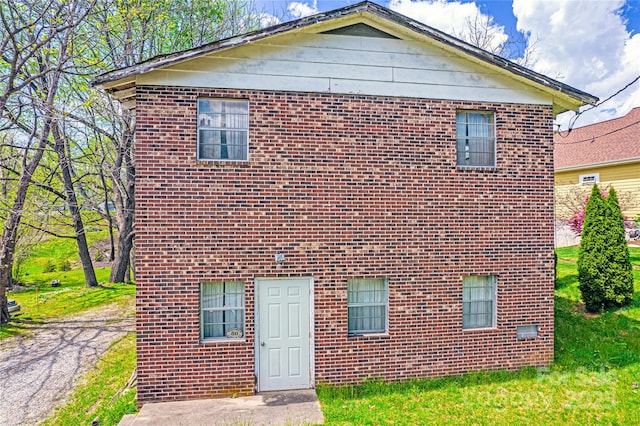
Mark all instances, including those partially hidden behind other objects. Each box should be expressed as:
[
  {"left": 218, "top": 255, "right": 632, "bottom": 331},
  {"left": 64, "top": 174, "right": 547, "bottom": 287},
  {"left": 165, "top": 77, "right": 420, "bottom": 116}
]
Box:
[
  {"left": 568, "top": 197, "right": 588, "bottom": 236},
  {"left": 566, "top": 185, "right": 635, "bottom": 236}
]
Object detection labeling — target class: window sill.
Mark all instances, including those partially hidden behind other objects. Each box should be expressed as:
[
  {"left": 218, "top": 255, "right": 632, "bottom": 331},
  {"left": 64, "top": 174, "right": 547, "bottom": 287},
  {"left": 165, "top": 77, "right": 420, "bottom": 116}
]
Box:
[
  {"left": 348, "top": 332, "right": 389, "bottom": 339},
  {"left": 200, "top": 338, "right": 247, "bottom": 344},
  {"left": 455, "top": 165, "right": 498, "bottom": 172},
  {"left": 462, "top": 326, "right": 497, "bottom": 332},
  {"left": 195, "top": 160, "right": 250, "bottom": 167}
]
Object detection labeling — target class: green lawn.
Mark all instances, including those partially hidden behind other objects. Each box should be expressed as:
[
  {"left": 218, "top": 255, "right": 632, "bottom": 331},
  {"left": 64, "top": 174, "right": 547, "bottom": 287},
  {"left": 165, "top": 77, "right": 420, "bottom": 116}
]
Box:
[
  {"left": 318, "top": 246, "right": 640, "bottom": 425},
  {"left": 15, "top": 230, "right": 108, "bottom": 278},
  {"left": 1, "top": 231, "right": 134, "bottom": 339},
  {"left": 1, "top": 268, "right": 134, "bottom": 340},
  {"left": 2, "top": 233, "right": 138, "bottom": 425}
]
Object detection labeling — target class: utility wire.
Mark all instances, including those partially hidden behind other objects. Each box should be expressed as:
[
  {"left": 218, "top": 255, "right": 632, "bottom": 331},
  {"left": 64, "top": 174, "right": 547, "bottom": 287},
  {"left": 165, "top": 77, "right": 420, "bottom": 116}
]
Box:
[
  {"left": 556, "top": 73, "right": 640, "bottom": 137},
  {"left": 554, "top": 118, "right": 640, "bottom": 145}
]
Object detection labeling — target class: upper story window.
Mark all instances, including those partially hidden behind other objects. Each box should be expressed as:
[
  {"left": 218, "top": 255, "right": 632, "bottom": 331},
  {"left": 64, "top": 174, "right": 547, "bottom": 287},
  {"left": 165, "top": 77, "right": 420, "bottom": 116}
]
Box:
[
  {"left": 579, "top": 173, "right": 599, "bottom": 185},
  {"left": 456, "top": 111, "right": 495, "bottom": 167},
  {"left": 198, "top": 99, "right": 248, "bottom": 161}
]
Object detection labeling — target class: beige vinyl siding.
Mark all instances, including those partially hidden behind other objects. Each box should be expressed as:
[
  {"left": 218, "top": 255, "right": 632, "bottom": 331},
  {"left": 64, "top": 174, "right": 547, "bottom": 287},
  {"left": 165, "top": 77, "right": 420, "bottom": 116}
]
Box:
[{"left": 555, "top": 161, "right": 640, "bottom": 220}]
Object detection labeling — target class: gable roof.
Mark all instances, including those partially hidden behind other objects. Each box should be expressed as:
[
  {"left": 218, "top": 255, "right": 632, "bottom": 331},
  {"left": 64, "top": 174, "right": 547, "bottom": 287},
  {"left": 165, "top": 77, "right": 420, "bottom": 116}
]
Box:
[
  {"left": 93, "top": 1, "right": 597, "bottom": 113},
  {"left": 554, "top": 107, "right": 640, "bottom": 170}
]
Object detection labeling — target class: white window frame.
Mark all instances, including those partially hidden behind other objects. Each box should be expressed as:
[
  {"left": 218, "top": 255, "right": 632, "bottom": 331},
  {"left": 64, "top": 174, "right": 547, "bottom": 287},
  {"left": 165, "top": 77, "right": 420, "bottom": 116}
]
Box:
[
  {"left": 456, "top": 110, "right": 496, "bottom": 167},
  {"left": 200, "top": 281, "right": 245, "bottom": 341},
  {"left": 516, "top": 324, "right": 539, "bottom": 339},
  {"left": 462, "top": 275, "right": 497, "bottom": 330},
  {"left": 197, "top": 99, "right": 249, "bottom": 161},
  {"left": 579, "top": 173, "right": 599, "bottom": 185},
  {"left": 347, "top": 278, "right": 388, "bottom": 335}
]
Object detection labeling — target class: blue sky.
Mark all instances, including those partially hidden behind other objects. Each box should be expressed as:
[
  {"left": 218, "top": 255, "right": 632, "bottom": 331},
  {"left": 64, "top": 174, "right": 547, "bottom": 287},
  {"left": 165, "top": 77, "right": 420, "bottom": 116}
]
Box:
[{"left": 255, "top": 0, "right": 640, "bottom": 129}]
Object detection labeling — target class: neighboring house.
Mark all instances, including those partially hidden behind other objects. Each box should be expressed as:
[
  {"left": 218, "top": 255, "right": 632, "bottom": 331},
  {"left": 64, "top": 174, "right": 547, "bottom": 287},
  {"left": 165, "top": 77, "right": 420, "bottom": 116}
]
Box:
[
  {"left": 555, "top": 107, "right": 640, "bottom": 221},
  {"left": 93, "top": 2, "right": 596, "bottom": 404}
]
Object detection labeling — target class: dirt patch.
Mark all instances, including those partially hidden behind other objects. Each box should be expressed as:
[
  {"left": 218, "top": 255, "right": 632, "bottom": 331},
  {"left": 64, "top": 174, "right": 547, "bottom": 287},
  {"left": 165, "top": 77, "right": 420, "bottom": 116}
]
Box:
[
  {"left": 90, "top": 238, "right": 113, "bottom": 269},
  {"left": 573, "top": 302, "right": 602, "bottom": 318}
]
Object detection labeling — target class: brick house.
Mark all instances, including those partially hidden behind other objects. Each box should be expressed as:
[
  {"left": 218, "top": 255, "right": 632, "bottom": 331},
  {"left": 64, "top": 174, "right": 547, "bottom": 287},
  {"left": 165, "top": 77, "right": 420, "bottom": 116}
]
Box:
[{"left": 94, "top": 2, "right": 596, "bottom": 404}]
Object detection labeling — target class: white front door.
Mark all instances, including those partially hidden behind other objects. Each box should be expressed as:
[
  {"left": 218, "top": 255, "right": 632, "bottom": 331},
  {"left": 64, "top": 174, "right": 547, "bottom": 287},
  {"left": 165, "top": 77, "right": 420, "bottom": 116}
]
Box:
[{"left": 256, "top": 278, "right": 312, "bottom": 392}]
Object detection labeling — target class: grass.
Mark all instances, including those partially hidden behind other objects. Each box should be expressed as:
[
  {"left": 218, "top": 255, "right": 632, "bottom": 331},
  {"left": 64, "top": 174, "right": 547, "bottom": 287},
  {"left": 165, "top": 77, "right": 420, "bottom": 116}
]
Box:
[
  {"left": 317, "top": 246, "right": 640, "bottom": 425},
  {"left": 0, "top": 276, "right": 134, "bottom": 340},
  {"left": 15, "top": 230, "right": 108, "bottom": 278},
  {"left": 1, "top": 231, "right": 134, "bottom": 340},
  {"left": 8, "top": 235, "right": 640, "bottom": 425},
  {"left": 2, "top": 233, "right": 138, "bottom": 425},
  {"left": 40, "top": 332, "right": 137, "bottom": 426}
]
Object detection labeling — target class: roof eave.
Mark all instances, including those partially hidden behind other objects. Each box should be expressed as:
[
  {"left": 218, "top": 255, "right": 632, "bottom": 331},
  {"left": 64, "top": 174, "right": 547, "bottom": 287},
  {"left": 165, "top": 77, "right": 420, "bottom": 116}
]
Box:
[
  {"left": 555, "top": 156, "right": 640, "bottom": 172},
  {"left": 92, "top": 2, "right": 377, "bottom": 89},
  {"left": 92, "top": 1, "right": 598, "bottom": 110}
]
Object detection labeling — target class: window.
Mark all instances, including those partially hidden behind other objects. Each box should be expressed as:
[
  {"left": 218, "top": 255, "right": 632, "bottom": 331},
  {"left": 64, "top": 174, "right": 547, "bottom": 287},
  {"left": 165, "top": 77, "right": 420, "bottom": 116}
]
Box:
[
  {"left": 517, "top": 325, "right": 539, "bottom": 339},
  {"left": 198, "top": 99, "right": 248, "bottom": 161},
  {"left": 201, "top": 282, "right": 245, "bottom": 340},
  {"left": 462, "top": 275, "right": 496, "bottom": 329},
  {"left": 456, "top": 111, "right": 495, "bottom": 167},
  {"left": 579, "top": 173, "right": 599, "bottom": 185},
  {"left": 347, "top": 278, "right": 387, "bottom": 335}
]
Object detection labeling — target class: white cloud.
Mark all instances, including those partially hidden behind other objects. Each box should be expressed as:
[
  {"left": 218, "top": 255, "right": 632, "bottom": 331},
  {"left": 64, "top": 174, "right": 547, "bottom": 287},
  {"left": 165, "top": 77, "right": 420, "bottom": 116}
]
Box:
[
  {"left": 388, "top": 0, "right": 509, "bottom": 54},
  {"left": 258, "top": 13, "right": 281, "bottom": 28},
  {"left": 282, "top": 0, "right": 640, "bottom": 129},
  {"left": 512, "top": 0, "right": 640, "bottom": 129},
  {"left": 288, "top": 1, "right": 319, "bottom": 19}
]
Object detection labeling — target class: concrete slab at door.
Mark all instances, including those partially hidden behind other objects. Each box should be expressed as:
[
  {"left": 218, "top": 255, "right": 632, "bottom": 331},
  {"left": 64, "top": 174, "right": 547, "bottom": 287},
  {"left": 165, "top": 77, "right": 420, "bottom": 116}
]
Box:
[{"left": 256, "top": 278, "right": 311, "bottom": 392}]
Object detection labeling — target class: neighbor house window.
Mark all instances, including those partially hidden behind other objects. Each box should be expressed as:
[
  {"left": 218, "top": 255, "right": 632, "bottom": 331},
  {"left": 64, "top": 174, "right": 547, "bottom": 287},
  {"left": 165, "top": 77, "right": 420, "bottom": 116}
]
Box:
[
  {"left": 579, "top": 173, "right": 599, "bottom": 185},
  {"left": 462, "top": 275, "right": 496, "bottom": 329},
  {"left": 198, "top": 99, "right": 248, "bottom": 161},
  {"left": 347, "top": 278, "right": 387, "bottom": 335},
  {"left": 201, "top": 282, "right": 245, "bottom": 340},
  {"left": 456, "top": 111, "right": 495, "bottom": 167}
]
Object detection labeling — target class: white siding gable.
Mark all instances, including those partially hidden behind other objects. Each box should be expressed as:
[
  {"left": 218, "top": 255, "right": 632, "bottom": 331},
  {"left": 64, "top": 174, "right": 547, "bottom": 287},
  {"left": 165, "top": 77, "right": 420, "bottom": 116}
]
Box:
[{"left": 137, "top": 22, "right": 552, "bottom": 106}]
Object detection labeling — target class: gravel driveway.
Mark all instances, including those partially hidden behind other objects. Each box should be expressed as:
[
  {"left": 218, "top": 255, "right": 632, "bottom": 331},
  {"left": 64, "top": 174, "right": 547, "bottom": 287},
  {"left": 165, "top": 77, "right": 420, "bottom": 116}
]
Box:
[{"left": 0, "top": 301, "right": 135, "bottom": 425}]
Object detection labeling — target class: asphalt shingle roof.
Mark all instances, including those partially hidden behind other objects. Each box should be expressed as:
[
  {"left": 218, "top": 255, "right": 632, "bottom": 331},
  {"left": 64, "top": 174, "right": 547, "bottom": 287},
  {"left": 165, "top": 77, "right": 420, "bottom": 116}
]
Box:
[{"left": 554, "top": 107, "right": 640, "bottom": 170}]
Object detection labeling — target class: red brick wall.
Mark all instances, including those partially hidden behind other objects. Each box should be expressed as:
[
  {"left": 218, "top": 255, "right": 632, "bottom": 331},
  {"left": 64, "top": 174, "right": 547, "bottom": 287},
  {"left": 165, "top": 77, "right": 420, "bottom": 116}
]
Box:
[{"left": 134, "top": 86, "right": 555, "bottom": 404}]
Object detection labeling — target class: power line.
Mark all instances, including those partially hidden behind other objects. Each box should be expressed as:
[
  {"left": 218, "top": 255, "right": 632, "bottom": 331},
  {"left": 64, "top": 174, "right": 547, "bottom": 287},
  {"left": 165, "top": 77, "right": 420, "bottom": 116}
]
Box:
[
  {"left": 554, "top": 117, "right": 640, "bottom": 145},
  {"left": 556, "top": 74, "right": 640, "bottom": 137}
]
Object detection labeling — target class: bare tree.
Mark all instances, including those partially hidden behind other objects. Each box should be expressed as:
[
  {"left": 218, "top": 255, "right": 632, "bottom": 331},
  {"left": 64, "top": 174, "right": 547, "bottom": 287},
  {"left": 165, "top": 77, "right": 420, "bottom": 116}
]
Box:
[
  {"left": 1, "top": 0, "right": 280, "bottom": 321},
  {"left": 0, "top": 0, "right": 94, "bottom": 323},
  {"left": 452, "top": 12, "right": 538, "bottom": 67}
]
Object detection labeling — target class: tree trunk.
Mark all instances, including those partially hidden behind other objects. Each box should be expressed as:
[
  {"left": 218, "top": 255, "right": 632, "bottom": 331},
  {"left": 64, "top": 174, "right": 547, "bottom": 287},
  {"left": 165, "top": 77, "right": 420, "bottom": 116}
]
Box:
[
  {"left": 110, "top": 221, "right": 134, "bottom": 283},
  {"left": 52, "top": 124, "right": 98, "bottom": 288},
  {"left": 0, "top": 129, "right": 51, "bottom": 323},
  {"left": 129, "top": 245, "right": 136, "bottom": 281},
  {"left": 0, "top": 99, "right": 58, "bottom": 323},
  {"left": 110, "top": 118, "right": 135, "bottom": 283},
  {"left": 99, "top": 163, "right": 116, "bottom": 261},
  {"left": 0, "top": 276, "right": 9, "bottom": 324}
]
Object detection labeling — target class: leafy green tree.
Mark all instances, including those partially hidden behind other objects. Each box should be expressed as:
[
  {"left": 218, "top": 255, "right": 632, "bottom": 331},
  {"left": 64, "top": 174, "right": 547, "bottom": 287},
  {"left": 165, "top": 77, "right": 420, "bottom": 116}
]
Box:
[
  {"left": 578, "top": 185, "right": 606, "bottom": 311},
  {"left": 0, "top": 0, "right": 93, "bottom": 323},
  {"left": 602, "top": 187, "right": 634, "bottom": 306},
  {"left": 578, "top": 184, "right": 634, "bottom": 312}
]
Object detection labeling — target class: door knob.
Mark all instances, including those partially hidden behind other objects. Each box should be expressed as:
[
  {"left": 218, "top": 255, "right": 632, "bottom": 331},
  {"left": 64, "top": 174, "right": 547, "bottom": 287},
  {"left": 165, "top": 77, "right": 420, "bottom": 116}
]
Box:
[{"left": 261, "top": 342, "right": 265, "bottom": 346}]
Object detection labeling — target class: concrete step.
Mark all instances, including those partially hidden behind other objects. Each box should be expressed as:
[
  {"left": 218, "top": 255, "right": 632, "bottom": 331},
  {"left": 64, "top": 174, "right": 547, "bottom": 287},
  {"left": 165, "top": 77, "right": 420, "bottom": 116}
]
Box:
[{"left": 118, "top": 413, "right": 137, "bottom": 426}]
